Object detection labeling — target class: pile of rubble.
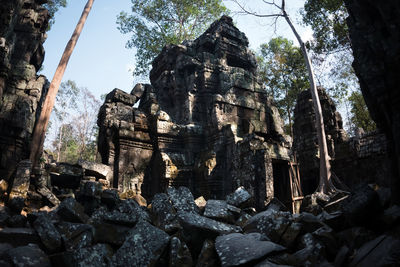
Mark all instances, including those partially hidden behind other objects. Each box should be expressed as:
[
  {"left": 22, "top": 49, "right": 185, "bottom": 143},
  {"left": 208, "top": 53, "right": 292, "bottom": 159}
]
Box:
[{"left": 1, "top": 181, "right": 399, "bottom": 266}]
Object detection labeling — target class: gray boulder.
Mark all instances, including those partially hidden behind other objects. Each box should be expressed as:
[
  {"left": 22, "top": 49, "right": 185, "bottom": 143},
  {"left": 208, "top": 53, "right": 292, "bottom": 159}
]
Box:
[
  {"left": 33, "top": 214, "right": 62, "bottom": 253},
  {"left": 4, "top": 244, "right": 51, "bottom": 267},
  {"left": 350, "top": 235, "right": 400, "bottom": 267},
  {"left": 226, "top": 186, "right": 252, "bottom": 208},
  {"left": 56, "top": 222, "right": 94, "bottom": 251},
  {"left": 57, "top": 198, "right": 89, "bottom": 223},
  {"left": 151, "top": 193, "right": 180, "bottom": 233},
  {"left": 111, "top": 220, "right": 170, "bottom": 266},
  {"left": 50, "top": 243, "right": 113, "bottom": 267},
  {"left": 169, "top": 236, "right": 193, "bottom": 267},
  {"left": 78, "top": 160, "right": 112, "bottom": 181},
  {"left": 204, "top": 199, "right": 240, "bottom": 223},
  {"left": 215, "top": 233, "right": 285, "bottom": 266},
  {"left": 167, "top": 186, "right": 199, "bottom": 213}
]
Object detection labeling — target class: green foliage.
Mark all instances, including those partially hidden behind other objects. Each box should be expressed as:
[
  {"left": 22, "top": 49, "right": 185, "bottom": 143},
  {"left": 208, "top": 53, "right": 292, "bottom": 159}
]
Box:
[
  {"left": 54, "top": 80, "right": 79, "bottom": 121},
  {"left": 117, "top": 0, "right": 228, "bottom": 76},
  {"left": 43, "top": 0, "right": 67, "bottom": 30},
  {"left": 257, "top": 37, "right": 309, "bottom": 136},
  {"left": 301, "top": 0, "right": 355, "bottom": 100},
  {"left": 301, "top": 0, "right": 363, "bottom": 132},
  {"left": 301, "top": 0, "right": 349, "bottom": 54},
  {"left": 46, "top": 80, "right": 101, "bottom": 163},
  {"left": 348, "top": 91, "right": 376, "bottom": 133}
]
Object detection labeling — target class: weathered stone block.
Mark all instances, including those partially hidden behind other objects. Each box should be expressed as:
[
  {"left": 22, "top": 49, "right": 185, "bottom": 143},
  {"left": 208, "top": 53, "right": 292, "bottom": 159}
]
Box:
[{"left": 111, "top": 220, "right": 170, "bottom": 266}]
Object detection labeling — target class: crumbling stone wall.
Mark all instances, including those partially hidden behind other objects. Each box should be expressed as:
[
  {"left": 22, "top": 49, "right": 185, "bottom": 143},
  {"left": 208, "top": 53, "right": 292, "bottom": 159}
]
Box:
[
  {"left": 344, "top": 0, "right": 400, "bottom": 203},
  {"left": 293, "top": 88, "right": 348, "bottom": 194},
  {"left": 293, "top": 87, "right": 390, "bottom": 193},
  {"left": 0, "top": 0, "right": 49, "bottom": 180},
  {"left": 333, "top": 131, "right": 390, "bottom": 188},
  {"left": 98, "top": 16, "right": 292, "bottom": 209}
]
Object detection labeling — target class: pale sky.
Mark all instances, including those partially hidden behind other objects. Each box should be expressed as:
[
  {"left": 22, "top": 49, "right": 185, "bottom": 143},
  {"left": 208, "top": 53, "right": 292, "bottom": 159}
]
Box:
[{"left": 41, "top": 0, "right": 311, "bottom": 100}]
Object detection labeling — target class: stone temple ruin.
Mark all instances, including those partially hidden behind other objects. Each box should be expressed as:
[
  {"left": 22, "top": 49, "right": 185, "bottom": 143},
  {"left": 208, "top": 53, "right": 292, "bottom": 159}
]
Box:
[
  {"left": 97, "top": 16, "right": 298, "bottom": 210},
  {"left": 1, "top": 1, "right": 400, "bottom": 265}
]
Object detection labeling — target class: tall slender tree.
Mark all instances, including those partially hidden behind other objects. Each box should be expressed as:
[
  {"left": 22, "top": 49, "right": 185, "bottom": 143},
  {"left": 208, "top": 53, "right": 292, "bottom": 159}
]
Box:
[
  {"left": 234, "top": 0, "right": 337, "bottom": 197},
  {"left": 30, "top": 0, "right": 95, "bottom": 167},
  {"left": 257, "top": 37, "right": 309, "bottom": 137}
]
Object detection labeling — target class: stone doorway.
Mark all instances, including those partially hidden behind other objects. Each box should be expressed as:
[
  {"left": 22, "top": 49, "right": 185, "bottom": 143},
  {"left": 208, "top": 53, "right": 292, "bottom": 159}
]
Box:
[{"left": 272, "top": 160, "right": 303, "bottom": 213}]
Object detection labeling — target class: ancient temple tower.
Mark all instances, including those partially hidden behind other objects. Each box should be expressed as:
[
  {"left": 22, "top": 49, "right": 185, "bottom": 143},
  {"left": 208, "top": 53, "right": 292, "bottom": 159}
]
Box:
[{"left": 98, "top": 16, "right": 293, "bottom": 209}]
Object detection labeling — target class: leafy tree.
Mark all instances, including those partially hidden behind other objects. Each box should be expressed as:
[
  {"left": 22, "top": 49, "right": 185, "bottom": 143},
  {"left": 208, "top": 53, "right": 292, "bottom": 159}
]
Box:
[
  {"left": 52, "top": 80, "right": 80, "bottom": 161},
  {"left": 301, "top": 0, "right": 375, "bottom": 134},
  {"left": 258, "top": 37, "right": 309, "bottom": 137},
  {"left": 301, "top": 0, "right": 349, "bottom": 54},
  {"left": 348, "top": 91, "right": 376, "bottom": 133},
  {"left": 51, "top": 124, "right": 79, "bottom": 163},
  {"left": 46, "top": 81, "right": 101, "bottom": 163},
  {"left": 117, "top": 0, "right": 228, "bottom": 77},
  {"left": 301, "top": 0, "right": 355, "bottom": 98},
  {"left": 75, "top": 88, "right": 101, "bottom": 161},
  {"left": 43, "top": 0, "right": 68, "bottom": 30}
]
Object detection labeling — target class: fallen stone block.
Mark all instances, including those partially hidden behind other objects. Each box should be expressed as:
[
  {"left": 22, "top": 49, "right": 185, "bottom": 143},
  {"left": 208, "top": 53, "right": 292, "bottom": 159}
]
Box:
[
  {"left": 342, "top": 183, "right": 381, "bottom": 228},
  {"left": 291, "top": 233, "right": 327, "bottom": 266},
  {"left": 177, "top": 211, "right": 241, "bottom": 256},
  {"left": 169, "top": 236, "right": 193, "bottom": 267},
  {"left": 51, "top": 163, "right": 83, "bottom": 189},
  {"left": 78, "top": 160, "right": 112, "bottom": 181},
  {"left": 111, "top": 220, "right": 170, "bottom": 266},
  {"left": 167, "top": 186, "right": 199, "bottom": 213},
  {"left": 196, "top": 239, "right": 220, "bottom": 267},
  {"left": 0, "top": 227, "right": 40, "bottom": 247},
  {"left": 56, "top": 222, "right": 94, "bottom": 251},
  {"left": 4, "top": 243, "right": 51, "bottom": 267},
  {"left": 151, "top": 193, "right": 180, "bottom": 233},
  {"left": 245, "top": 210, "right": 301, "bottom": 247},
  {"left": 36, "top": 186, "right": 60, "bottom": 207},
  {"left": 226, "top": 186, "right": 253, "bottom": 208},
  {"left": 100, "top": 189, "right": 120, "bottom": 209},
  {"left": 93, "top": 221, "right": 130, "bottom": 246},
  {"left": 204, "top": 199, "right": 236, "bottom": 223},
  {"left": 195, "top": 196, "right": 207, "bottom": 212},
  {"left": 381, "top": 205, "right": 400, "bottom": 227},
  {"left": 215, "top": 232, "right": 285, "bottom": 266},
  {"left": 57, "top": 197, "right": 89, "bottom": 223},
  {"left": 350, "top": 235, "right": 400, "bottom": 267},
  {"left": 50, "top": 243, "right": 113, "bottom": 267},
  {"left": 105, "top": 88, "right": 136, "bottom": 106},
  {"left": 33, "top": 214, "right": 62, "bottom": 253}
]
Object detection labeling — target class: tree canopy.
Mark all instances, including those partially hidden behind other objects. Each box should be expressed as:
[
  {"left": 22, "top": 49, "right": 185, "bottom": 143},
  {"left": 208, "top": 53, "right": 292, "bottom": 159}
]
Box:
[
  {"left": 117, "top": 0, "right": 228, "bottom": 77},
  {"left": 348, "top": 91, "right": 376, "bottom": 133},
  {"left": 301, "top": 0, "right": 349, "bottom": 54},
  {"left": 43, "top": 0, "right": 67, "bottom": 30},
  {"left": 258, "top": 37, "right": 309, "bottom": 136},
  {"left": 46, "top": 80, "right": 100, "bottom": 163}
]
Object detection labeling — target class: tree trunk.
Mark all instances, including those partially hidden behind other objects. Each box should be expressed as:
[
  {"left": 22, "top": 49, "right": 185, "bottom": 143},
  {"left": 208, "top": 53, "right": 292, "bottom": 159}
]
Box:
[
  {"left": 29, "top": 0, "right": 95, "bottom": 166},
  {"left": 282, "top": 3, "right": 336, "bottom": 195},
  {"left": 56, "top": 123, "right": 64, "bottom": 162}
]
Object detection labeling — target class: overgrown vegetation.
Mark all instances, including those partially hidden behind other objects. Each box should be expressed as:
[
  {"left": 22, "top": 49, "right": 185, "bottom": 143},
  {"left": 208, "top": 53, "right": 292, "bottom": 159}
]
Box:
[
  {"left": 45, "top": 80, "right": 101, "bottom": 163},
  {"left": 257, "top": 37, "right": 309, "bottom": 137},
  {"left": 117, "top": 0, "right": 228, "bottom": 77},
  {"left": 43, "top": 0, "right": 67, "bottom": 30}
]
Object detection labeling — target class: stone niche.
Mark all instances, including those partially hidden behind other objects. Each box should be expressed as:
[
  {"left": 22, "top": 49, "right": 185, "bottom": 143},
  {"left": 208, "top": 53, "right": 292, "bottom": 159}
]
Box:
[
  {"left": 0, "top": 0, "right": 50, "bottom": 180},
  {"left": 98, "top": 16, "right": 292, "bottom": 209}
]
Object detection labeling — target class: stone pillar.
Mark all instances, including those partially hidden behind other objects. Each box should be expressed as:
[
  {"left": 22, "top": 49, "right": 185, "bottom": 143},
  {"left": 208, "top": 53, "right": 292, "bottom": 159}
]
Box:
[{"left": 8, "top": 160, "right": 32, "bottom": 212}]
